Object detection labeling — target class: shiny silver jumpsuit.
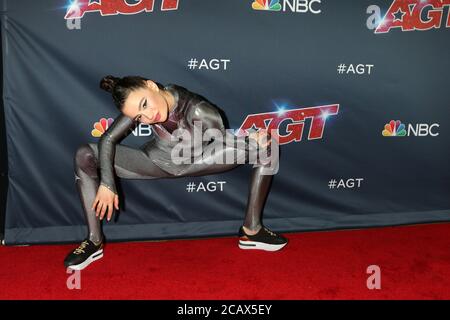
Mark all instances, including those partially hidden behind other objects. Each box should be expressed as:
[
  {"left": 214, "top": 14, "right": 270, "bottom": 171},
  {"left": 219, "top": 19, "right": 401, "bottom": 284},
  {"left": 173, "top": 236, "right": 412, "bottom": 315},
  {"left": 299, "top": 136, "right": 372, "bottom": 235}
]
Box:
[{"left": 74, "top": 83, "right": 279, "bottom": 244}]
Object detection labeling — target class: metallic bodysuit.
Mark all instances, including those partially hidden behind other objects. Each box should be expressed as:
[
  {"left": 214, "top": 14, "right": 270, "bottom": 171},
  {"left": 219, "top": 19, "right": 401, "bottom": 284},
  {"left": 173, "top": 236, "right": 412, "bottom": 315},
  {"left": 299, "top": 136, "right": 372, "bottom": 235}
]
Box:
[{"left": 74, "top": 83, "right": 279, "bottom": 244}]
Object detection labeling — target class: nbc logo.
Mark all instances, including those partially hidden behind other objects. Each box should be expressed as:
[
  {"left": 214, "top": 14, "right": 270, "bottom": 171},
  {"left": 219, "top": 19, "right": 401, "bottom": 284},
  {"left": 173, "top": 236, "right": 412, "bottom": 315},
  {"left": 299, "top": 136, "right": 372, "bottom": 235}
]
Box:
[
  {"left": 252, "top": 0, "right": 282, "bottom": 11},
  {"left": 251, "top": 0, "right": 322, "bottom": 14},
  {"left": 382, "top": 120, "right": 406, "bottom": 137},
  {"left": 91, "top": 117, "right": 152, "bottom": 138},
  {"left": 382, "top": 120, "right": 439, "bottom": 137},
  {"left": 91, "top": 117, "right": 114, "bottom": 137}
]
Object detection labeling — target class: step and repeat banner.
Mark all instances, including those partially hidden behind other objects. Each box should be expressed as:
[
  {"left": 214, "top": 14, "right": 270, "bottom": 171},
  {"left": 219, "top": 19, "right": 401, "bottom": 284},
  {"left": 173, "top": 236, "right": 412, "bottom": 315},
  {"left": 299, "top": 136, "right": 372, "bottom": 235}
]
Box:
[{"left": 1, "top": 0, "right": 449, "bottom": 244}]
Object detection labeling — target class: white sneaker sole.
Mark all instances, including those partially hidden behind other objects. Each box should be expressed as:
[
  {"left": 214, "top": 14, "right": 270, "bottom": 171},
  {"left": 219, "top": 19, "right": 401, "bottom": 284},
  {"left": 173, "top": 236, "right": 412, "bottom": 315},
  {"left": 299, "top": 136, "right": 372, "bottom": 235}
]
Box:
[
  {"left": 238, "top": 240, "right": 287, "bottom": 251},
  {"left": 67, "top": 249, "right": 103, "bottom": 271}
]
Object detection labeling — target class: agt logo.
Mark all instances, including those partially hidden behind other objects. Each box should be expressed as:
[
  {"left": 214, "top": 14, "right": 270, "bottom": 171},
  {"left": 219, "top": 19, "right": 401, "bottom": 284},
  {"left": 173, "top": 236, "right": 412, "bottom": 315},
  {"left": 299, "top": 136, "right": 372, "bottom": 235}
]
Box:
[
  {"left": 238, "top": 104, "right": 339, "bottom": 145},
  {"left": 252, "top": 0, "right": 322, "bottom": 14},
  {"left": 64, "top": 0, "right": 179, "bottom": 20},
  {"left": 367, "top": 0, "right": 450, "bottom": 33},
  {"left": 91, "top": 117, "right": 152, "bottom": 137},
  {"left": 382, "top": 120, "right": 439, "bottom": 137}
]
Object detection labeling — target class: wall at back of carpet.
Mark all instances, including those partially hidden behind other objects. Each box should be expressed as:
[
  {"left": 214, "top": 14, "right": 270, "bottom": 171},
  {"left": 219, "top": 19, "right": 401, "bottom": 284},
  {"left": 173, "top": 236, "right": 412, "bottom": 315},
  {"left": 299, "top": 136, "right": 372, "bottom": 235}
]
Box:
[{"left": 1, "top": 0, "right": 449, "bottom": 244}]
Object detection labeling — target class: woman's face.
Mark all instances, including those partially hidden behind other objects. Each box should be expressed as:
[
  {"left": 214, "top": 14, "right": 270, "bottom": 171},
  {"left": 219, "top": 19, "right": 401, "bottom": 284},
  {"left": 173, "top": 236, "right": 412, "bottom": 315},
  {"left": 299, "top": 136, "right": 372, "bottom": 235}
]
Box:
[{"left": 122, "top": 80, "right": 170, "bottom": 124}]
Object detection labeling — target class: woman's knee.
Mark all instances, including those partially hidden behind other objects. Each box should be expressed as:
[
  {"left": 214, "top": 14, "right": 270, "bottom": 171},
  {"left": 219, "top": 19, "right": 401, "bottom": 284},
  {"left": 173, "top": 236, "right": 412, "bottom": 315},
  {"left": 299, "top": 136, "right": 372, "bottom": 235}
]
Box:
[{"left": 74, "top": 143, "right": 98, "bottom": 175}]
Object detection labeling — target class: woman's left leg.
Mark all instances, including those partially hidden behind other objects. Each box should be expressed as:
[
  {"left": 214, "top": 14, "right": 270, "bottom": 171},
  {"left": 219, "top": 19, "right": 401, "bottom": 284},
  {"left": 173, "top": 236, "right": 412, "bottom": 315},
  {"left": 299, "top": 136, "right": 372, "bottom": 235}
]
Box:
[{"left": 175, "top": 134, "right": 285, "bottom": 249}]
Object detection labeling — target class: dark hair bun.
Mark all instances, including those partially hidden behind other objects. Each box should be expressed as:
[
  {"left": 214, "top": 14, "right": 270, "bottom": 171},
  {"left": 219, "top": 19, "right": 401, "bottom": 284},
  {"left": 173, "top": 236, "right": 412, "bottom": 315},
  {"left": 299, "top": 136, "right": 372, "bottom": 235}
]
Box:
[{"left": 100, "top": 75, "right": 120, "bottom": 93}]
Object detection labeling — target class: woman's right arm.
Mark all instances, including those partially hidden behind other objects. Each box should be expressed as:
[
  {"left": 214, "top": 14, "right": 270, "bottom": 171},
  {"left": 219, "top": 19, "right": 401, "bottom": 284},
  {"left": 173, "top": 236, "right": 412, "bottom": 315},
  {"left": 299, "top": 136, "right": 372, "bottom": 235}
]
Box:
[{"left": 98, "top": 112, "right": 137, "bottom": 195}]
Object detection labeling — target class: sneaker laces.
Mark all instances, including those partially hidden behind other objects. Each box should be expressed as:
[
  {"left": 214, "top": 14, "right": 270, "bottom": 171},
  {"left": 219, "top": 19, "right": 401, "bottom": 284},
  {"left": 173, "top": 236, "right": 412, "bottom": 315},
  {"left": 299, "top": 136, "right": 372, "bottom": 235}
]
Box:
[
  {"left": 74, "top": 240, "right": 89, "bottom": 255},
  {"left": 264, "top": 227, "right": 277, "bottom": 237}
]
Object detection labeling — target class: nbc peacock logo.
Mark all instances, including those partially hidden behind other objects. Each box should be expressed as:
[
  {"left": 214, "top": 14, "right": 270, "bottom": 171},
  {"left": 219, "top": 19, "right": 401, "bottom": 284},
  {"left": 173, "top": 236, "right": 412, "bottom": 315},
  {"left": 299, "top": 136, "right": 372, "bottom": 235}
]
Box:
[
  {"left": 382, "top": 120, "right": 406, "bottom": 137},
  {"left": 252, "top": 0, "right": 282, "bottom": 11},
  {"left": 91, "top": 117, "right": 114, "bottom": 138}
]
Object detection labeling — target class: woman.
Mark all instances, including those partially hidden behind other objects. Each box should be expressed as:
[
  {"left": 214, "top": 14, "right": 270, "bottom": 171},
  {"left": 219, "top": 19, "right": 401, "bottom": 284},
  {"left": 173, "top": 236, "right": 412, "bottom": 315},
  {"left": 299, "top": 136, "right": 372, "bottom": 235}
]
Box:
[{"left": 64, "top": 75, "right": 288, "bottom": 270}]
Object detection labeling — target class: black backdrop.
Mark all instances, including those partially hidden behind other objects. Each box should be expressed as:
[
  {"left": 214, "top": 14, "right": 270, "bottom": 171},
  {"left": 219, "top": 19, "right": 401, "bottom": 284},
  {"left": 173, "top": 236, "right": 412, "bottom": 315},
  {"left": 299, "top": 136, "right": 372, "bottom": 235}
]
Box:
[{"left": 1, "top": 0, "right": 449, "bottom": 245}]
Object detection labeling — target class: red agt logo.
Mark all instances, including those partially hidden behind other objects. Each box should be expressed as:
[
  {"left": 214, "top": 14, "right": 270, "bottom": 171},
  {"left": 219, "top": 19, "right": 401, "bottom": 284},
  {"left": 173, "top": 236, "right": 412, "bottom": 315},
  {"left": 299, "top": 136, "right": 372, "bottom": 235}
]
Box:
[
  {"left": 238, "top": 104, "right": 339, "bottom": 145},
  {"left": 375, "top": 0, "right": 450, "bottom": 33},
  {"left": 64, "top": 0, "right": 179, "bottom": 19}
]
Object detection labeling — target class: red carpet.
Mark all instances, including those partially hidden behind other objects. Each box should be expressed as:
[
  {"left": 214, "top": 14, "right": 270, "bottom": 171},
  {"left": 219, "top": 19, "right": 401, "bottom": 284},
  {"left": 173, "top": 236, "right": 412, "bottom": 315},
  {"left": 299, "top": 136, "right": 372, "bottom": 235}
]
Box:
[{"left": 0, "top": 223, "right": 449, "bottom": 299}]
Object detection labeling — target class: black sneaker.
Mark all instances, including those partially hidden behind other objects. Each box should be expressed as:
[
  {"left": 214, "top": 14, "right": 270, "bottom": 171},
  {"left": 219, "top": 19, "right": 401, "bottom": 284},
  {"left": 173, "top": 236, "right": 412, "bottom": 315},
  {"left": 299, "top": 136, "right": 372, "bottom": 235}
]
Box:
[
  {"left": 238, "top": 225, "right": 288, "bottom": 251},
  {"left": 64, "top": 239, "right": 104, "bottom": 270}
]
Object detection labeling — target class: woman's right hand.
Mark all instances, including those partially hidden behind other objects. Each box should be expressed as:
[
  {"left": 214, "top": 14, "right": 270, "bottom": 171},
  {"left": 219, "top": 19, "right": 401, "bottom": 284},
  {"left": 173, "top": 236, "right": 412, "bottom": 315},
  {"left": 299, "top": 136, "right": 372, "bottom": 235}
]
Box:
[
  {"left": 92, "top": 185, "right": 119, "bottom": 221},
  {"left": 248, "top": 128, "right": 271, "bottom": 148}
]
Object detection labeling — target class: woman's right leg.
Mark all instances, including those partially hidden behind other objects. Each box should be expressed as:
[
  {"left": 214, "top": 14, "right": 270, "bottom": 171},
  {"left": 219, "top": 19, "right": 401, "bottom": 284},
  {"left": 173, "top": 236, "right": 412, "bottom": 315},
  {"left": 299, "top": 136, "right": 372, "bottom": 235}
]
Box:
[{"left": 73, "top": 142, "right": 173, "bottom": 245}]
